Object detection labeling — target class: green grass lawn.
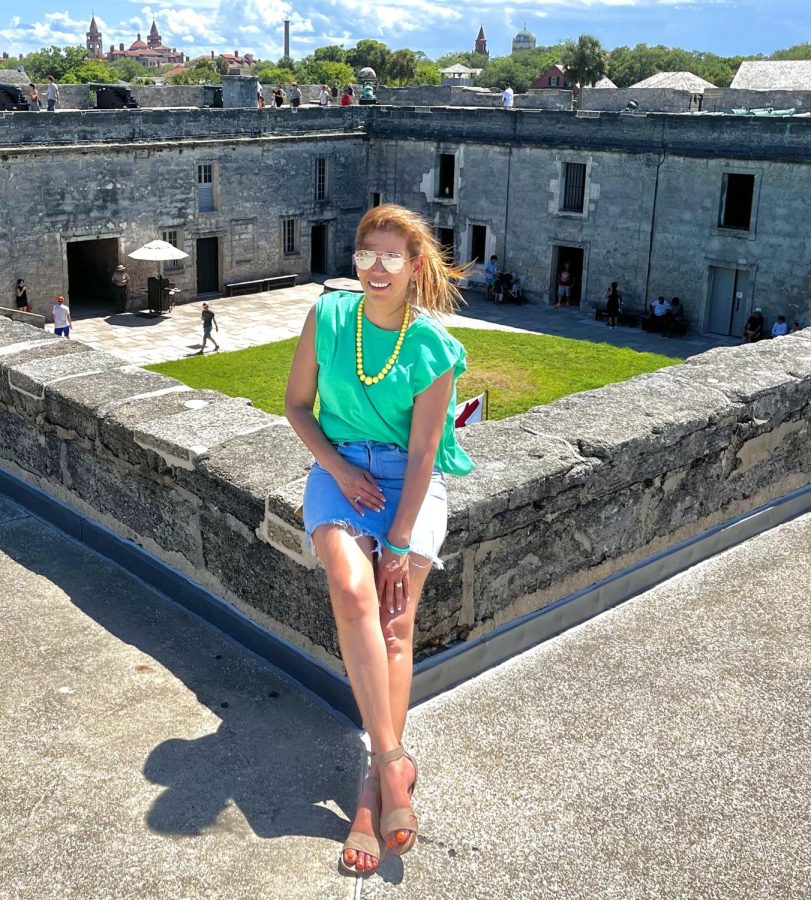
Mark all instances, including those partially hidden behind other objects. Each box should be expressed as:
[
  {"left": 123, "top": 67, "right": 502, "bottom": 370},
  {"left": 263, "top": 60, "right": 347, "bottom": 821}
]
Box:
[{"left": 146, "top": 329, "right": 682, "bottom": 420}]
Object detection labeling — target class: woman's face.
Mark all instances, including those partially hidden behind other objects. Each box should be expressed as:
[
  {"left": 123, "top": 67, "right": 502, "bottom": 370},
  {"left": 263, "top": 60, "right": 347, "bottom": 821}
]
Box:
[{"left": 355, "top": 229, "right": 421, "bottom": 307}]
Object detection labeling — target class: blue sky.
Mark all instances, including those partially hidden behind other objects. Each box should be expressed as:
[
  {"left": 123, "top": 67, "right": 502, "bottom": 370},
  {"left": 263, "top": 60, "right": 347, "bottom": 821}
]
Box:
[{"left": 1, "top": 1, "right": 808, "bottom": 63}]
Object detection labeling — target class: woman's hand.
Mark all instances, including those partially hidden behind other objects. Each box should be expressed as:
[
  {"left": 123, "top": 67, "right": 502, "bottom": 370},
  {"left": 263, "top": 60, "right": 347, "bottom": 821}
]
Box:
[
  {"left": 334, "top": 461, "right": 385, "bottom": 515},
  {"left": 377, "top": 547, "right": 410, "bottom": 614}
]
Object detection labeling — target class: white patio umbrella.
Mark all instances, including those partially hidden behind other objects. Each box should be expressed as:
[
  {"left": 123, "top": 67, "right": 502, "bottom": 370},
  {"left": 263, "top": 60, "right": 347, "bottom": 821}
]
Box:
[{"left": 129, "top": 240, "right": 190, "bottom": 307}]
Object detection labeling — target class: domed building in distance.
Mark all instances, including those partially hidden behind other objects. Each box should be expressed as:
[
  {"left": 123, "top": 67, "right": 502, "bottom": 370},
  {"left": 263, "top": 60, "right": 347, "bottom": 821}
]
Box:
[{"left": 512, "top": 25, "right": 537, "bottom": 54}]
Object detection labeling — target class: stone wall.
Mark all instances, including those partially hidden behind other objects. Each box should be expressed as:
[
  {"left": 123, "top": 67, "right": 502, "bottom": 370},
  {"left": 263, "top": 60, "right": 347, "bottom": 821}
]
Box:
[
  {"left": 702, "top": 89, "right": 811, "bottom": 112},
  {"left": 1, "top": 316, "right": 809, "bottom": 665},
  {"left": 0, "top": 122, "right": 367, "bottom": 314},
  {"left": 579, "top": 88, "right": 694, "bottom": 113},
  {"left": 374, "top": 86, "right": 573, "bottom": 110}
]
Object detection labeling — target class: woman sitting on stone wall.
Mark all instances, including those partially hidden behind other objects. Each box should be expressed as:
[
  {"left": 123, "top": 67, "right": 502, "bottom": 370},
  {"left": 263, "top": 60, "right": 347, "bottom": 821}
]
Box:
[{"left": 285, "top": 204, "right": 474, "bottom": 876}]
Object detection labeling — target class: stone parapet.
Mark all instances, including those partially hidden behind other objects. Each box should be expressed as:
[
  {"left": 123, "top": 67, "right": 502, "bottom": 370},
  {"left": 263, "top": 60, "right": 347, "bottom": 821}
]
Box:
[{"left": 0, "top": 316, "right": 809, "bottom": 666}]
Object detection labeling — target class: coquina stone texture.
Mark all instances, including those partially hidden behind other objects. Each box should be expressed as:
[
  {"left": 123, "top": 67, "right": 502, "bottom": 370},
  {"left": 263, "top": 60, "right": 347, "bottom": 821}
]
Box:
[{"left": 1, "top": 316, "right": 809, "bottom": 667}]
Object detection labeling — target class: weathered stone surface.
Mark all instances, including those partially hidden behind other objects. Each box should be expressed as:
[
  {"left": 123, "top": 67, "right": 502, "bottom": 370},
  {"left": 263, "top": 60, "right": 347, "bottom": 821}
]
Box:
[
  {"left": 0, "top": 410, "right": 61, "bottom": 479},
  {"left": 7, "top": 348, "right": 124, "bottom": 419},
  {"left": 132, "top": 397, "right": 275, "bottom": 470},
  {"left": 414, "top": 550, "right": 468, "bottom": 652},
  {"left": 99, "top": 389, "right": 218, "bottom": 468},
  {"left": 0, "top": 340, "right": 89, "bottom": 407},
  {"left": 180, "top": 422, "right": 311, "bottom": 530},
  {"left": 44, "top": 366, "right": 183, "bottom": 440},
  {"left": 61, "top": 439, "right": 202, "bottom": 564},
  {"left": 200, "top": 505, "right": 337, "bottom": 656}
]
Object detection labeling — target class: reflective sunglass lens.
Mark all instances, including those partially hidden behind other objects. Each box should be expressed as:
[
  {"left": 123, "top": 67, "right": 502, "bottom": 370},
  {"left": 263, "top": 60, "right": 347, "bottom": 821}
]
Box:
[
  {"left": 354, "top": 251, "right": 376, "bottom": 270},
  {"left": 381, "top": 254, "right": 405, "bottom": 273}
]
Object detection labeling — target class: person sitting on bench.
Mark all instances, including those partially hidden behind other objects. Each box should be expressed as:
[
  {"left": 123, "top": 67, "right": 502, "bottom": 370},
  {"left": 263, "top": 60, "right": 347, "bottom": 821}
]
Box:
[{"left": 662, "top": 296, "right": 686, "bottom": 337}]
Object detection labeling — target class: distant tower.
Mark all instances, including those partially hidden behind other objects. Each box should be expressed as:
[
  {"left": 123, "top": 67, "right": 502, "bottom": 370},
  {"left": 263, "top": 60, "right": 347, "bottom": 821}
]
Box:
[
  {"left": 474, "top": 25, "right": 488, "bottom": 59},
  {"left": 284, "top": 20, "right": 290, "bottom": 59},
  {"left": 86, "top": 16, "right": 102, "bottom": 59},
  {"left": 147, "top": 20, "right": 162, "bottom": 50},
  {"left": 512, "top": 24, "right": 537, "bottom": 54}
]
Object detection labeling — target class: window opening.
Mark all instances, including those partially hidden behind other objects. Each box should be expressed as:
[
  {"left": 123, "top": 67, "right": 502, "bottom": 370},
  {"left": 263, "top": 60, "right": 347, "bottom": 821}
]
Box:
[
  {"left": 438, "top": 153, "right": 455, "bottom": 199},
  {"left": 470, "top": 225, "right": 487, "bottom": 264},
  {"left": 561, "top": 162, "right": 586, "bottom": 213},
  {"left": 720, "top": 173, "right": 754, "bottom": 230}
]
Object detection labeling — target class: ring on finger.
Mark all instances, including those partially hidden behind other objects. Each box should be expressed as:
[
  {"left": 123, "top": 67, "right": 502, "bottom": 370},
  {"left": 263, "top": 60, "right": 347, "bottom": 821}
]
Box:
[
  {"left": 354, "top": 495, "right": 362, "bottom": 503},
  {"left": 394, "top": 581, "right": 403, "bottom": 588}
]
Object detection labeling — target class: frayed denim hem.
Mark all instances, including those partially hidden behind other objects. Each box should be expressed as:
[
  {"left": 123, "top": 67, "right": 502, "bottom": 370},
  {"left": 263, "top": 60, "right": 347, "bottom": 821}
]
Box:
[{"left": 305, "top": 519, "right": 443, "bottom": 570}]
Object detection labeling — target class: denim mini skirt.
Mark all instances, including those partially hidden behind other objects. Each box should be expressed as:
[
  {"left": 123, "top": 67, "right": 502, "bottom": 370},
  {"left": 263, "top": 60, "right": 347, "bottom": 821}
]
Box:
[{"left": 303, "top": 440, "right": 448, "bottom": 568}]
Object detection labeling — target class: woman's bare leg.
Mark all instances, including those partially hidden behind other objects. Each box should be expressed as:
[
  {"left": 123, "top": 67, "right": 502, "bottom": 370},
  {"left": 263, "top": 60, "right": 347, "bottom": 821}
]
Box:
[{"left": 313, "top": 526, "right": 416, "bottom": 868}]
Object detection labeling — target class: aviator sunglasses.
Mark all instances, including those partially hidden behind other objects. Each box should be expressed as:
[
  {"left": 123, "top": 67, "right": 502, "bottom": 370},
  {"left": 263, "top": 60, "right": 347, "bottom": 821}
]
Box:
[{"left": 353, "top": 250, "right": 415, "bottom": 274}]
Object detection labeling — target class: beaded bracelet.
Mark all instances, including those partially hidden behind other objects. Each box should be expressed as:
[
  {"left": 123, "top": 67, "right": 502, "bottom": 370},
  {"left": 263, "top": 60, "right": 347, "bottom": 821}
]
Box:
[{"left": 382, "top": 537, "right": 411, "bottom": 555}]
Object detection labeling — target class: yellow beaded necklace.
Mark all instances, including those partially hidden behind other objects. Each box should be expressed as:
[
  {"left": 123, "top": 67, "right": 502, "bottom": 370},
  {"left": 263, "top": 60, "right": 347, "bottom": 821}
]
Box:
[{"left": 356, "top": 297, "right": 410, "bottom": 386}]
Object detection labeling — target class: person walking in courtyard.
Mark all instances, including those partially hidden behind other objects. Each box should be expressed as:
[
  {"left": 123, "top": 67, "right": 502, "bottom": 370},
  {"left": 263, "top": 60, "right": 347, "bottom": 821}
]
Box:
[
  {"left": 197, "top": 302, "right": 219, "bottom": 353},
  {"left": 52, "top": 295, "right": 72, "bottom": 337},
  {"left": 556, "top": 262, "right": 574, "bottom": 308},
  {"left": 111, "top": 264, "right": 130, "bottom": 313},
  {"left": 45, "top": 75, "right": 60, "bottom": 111},
  {"left": 285, "top": 203, "right": 473, "bottom": 877},
  {"left": 604, "top": 281, "right": 622, "bottom": 328},
  {"left": 28, "top": 83, "right": 40, "bottom": 111},
  {"left": 15, "top": 279, "right": 31, "bottom": 313}
]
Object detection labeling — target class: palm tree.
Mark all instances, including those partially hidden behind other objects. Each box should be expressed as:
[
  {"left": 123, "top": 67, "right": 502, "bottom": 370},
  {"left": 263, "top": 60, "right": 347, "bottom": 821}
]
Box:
[{"left": 561, "top": 35, "right": 607, "bottom": 89}]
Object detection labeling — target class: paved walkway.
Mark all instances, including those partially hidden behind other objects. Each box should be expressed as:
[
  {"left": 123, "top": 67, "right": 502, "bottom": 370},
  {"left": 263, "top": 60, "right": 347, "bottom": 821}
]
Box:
[
  {"left": 64, "top": 287, "right": 738, "bottom": 368},
  {"left": 1, "top": 491, "right": 807, "bottom": 899}
]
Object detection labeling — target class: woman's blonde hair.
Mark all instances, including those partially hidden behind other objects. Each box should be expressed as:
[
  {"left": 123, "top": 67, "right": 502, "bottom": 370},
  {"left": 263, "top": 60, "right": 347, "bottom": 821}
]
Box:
[{"left": 355, "top": 204, "right": 470, "bottom": 317}]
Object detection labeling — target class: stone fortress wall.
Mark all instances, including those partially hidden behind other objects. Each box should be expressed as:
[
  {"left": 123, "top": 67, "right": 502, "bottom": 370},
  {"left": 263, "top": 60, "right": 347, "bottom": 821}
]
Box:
[
  {"left": 0, "top": 316, "right": 809, "bottom": 667},
  {"left": 1, "top": 105, "right": 809, "bottom": 332}
]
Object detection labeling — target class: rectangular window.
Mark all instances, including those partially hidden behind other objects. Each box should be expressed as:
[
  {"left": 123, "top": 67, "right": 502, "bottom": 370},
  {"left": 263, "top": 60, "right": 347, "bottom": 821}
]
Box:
[
  {"left": 470, "top": 225, "right": 486, "bottom": 265},
  {"left": 437, "top": 153, "right": 455, "bottom": 199},
  {"left": 282, "top": 218, "right": 298, "bottom": 255},
  {"left": 371, "top": 192, "right": 382, "bottom": 208},
  {"left": 436, "top": 227, "right": 454, "bottom": 259},
  {"left": 161, "top": 229, "right": 183, "bottom": 269},
  {"left": 197, "top": 163, "right": 215, "bottom": 212},
  {"left": 561, "top": 162, "right": 586, "bottom": 213},
  {"left": 719, "top": 173, "right": 755, "bottom": 230},
  {"left": 315, "top": 157, "right": 328, "bottom": 202},
  {"left": 549, "top": 76, "right": 559, "bottom": 87}
]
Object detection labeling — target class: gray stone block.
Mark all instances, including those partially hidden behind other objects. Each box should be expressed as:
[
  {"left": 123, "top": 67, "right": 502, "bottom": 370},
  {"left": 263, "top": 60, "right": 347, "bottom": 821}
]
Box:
[
  {"left": 44, "top": 366, "right": 183, "bottom": 440},
  {"left": 0, "top": 409, "right": 61, "bottom": 478},
  {"left": 62, "top": 440, "right": 202, "bottom": 563},
  {"left": 0, "top": 340, "right": 89, "bottom": 407},
  {"left": 180, "top": 423, "right": 311, "bottom": 531},
  {"left": 200, "top": 506, "right": 338, "bottom": 657},
  {"left": 132, "top": 396, "right": 275, "bottom": 470}
]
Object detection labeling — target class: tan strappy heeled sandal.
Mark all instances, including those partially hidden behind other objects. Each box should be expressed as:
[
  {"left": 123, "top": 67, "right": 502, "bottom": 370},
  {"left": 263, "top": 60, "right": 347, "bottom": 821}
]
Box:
[
  {"left": 374, "top": 745, "right": 419, "bottom": 857},
  {"left": 338, "top": 774, "right": 386, "bottom": 877}
]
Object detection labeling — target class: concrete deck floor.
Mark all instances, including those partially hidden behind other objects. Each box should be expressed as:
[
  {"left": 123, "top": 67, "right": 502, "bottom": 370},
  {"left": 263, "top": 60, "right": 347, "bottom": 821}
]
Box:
[
  {"left": 65, "top": 287, "right": 738, "bottom": 368},
  {"left": 1, "top": 492, "right": 807, "bottom": 899}
]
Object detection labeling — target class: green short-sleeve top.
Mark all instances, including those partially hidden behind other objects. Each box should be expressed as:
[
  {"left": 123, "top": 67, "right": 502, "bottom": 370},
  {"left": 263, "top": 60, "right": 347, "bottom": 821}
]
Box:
[{"left": 314, "top": 291, "right": 474, "bottom": 476}]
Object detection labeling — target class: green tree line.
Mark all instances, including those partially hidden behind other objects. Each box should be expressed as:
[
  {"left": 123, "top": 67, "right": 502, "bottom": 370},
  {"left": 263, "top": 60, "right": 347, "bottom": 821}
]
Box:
[{"left": 18, "top": 39, "right": 811, "bottom": 91}]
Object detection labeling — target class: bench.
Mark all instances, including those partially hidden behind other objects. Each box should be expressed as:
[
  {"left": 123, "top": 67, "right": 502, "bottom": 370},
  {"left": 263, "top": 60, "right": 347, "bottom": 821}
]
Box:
[
  {"left": 225, "top": 274, "right": 298, "bottom": 296},
  {"left": 641, "top": 313, "right": 689, "bottom": 336},
  {"left": 594, "top": 306, "right": 640, "bottom": 328}
]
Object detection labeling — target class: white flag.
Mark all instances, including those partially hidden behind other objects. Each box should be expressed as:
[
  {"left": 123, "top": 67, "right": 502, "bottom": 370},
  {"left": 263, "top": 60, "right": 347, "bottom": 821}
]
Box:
[{"left": 455, "top": 392, "right": 486, "bottom": 428}]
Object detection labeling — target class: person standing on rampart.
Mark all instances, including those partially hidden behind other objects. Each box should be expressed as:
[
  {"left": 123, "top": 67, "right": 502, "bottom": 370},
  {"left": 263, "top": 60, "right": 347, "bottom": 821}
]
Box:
[
  {"left": 28, "top": 83, "right": 40, "bottom": 111},
  {"left": 502, "top": 84, "right": 514, "bottom": 108},
  {"left": 288, "top": 82, "right": 301, "bottom": 111},
  {"left": 45, "top": 75, "right": 60, "bottom": 111}
]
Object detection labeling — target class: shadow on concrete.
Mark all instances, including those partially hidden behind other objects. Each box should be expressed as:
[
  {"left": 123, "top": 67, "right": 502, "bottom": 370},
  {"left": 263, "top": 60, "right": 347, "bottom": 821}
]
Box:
[{"left": 0, "top": 507, "right": 362, "bottom": 848}]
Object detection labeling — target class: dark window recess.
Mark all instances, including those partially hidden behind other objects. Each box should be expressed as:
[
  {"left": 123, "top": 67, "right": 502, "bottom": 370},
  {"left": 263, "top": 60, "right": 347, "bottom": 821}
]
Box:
[
  {"left": 315, "top": 158, "right": 327, "bottom": 202},
  {"left": 436, "top": 227, "right": 454, "bottom": 259},
  {"left": 438, "top": 154, "right": 455, "bottom": 198},
  {"left": 371, "top": 192, "right": 381, "bottom": 207},
  {"left": 470, "top": 225, "right": 486, "bottom": 264},
  {"left": 561, "top": 162, "right": 586, "bottom": 213},
  {"left": 720, "top": 173, "right": 755, "bottom": 230}
]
